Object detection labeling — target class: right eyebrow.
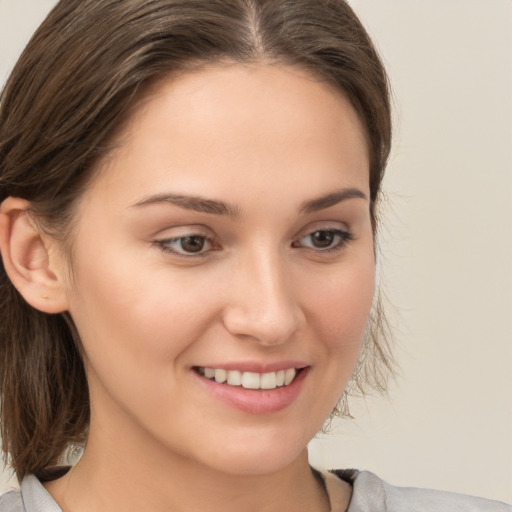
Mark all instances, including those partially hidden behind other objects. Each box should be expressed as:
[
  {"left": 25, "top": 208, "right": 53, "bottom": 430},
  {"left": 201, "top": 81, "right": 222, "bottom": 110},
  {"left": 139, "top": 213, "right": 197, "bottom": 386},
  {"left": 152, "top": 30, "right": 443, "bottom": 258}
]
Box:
[
  {"left": 130, "top": 193, "right": 241, "bottom": 218},
  {"left": 299, "top": 187, "right": 368, "bottom": 214}
]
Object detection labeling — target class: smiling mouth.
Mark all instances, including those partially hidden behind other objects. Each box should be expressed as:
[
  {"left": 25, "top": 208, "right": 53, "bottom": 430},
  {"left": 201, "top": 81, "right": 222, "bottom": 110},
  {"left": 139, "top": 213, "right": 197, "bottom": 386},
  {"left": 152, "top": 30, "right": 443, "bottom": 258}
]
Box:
[{"left": 195, "top": 367, "right": 303, "bottom": 390}]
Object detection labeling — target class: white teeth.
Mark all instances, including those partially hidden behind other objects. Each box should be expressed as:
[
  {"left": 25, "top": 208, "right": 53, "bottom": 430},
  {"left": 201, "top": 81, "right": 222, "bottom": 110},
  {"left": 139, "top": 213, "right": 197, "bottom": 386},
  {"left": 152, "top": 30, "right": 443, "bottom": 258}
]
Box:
[
  {"left": 200, "top": 367, "right": 299, "bottom": 389},
  {"left": 214, "top": 369, "right": 227, "bottom": 383},
  {"left": 284, "top": 368, "right": 296, "bottom": 385},
  {"left": 227, "top": 370, "right": 242, "bottom": 386},
  {"left": 260, "top": 372, "right": 277, "bottom": 389},
  {"left": 242, "top": 372, "right": 260, "bottom": 389}
]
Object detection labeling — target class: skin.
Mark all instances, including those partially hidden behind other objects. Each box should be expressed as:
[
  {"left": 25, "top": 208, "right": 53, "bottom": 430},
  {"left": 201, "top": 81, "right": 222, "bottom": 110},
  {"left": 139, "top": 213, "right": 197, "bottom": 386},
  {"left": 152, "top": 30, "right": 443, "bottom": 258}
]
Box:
[{"left": 1, "top": 63, "right": 374, "bottom": 512}]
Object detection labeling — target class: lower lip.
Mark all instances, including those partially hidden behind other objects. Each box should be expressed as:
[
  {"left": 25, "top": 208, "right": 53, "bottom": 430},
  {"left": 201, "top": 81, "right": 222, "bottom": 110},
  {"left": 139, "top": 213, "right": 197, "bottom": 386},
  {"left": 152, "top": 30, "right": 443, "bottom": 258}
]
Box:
[{"left": 194, "top": 368, "right": 308, "bottom": 414}]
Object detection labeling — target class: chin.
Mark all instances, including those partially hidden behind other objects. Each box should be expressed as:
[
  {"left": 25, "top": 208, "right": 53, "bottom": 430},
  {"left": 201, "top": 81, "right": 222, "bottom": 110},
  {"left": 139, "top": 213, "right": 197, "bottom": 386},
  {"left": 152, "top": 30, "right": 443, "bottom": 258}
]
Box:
[
  {"left": 183, "top": 425, "right": 314, "bottom": 477},
  {"left": 203, "top": 448, "right": 305, "bottom": 477}
]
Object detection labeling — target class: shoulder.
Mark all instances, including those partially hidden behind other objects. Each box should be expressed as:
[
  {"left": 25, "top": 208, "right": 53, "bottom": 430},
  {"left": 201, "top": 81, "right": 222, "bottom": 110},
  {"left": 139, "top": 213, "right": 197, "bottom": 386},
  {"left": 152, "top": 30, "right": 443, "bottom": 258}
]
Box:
[
  {"left": 0, "top": 489, "right": 24, "bottom": 512},
  {"left": 329, "top": 469, "right": 511, "bottom": 512},
  {"left": 0, "top": 472, "right": 64, "bottom": 512}
]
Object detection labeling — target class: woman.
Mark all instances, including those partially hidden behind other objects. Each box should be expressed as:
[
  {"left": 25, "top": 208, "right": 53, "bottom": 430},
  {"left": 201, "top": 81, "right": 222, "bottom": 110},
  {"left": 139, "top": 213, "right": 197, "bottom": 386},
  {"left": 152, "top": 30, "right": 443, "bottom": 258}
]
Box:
[{"left": 0, "top": 1, "right": 509, "bottom": 511}]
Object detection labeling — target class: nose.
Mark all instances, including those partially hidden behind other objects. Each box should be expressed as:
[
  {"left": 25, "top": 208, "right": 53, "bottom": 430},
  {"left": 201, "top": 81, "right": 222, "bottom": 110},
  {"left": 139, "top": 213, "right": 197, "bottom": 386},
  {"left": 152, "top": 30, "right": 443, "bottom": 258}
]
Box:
[{"left": 222, "top": 248, "right": 305, "bottom": 346}]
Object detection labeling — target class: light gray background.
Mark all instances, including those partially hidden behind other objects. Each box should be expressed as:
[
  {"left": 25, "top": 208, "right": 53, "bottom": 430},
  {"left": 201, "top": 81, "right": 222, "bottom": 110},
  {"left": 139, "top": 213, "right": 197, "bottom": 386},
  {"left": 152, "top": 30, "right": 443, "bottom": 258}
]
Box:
[{"left": 0, "top": 0, "right": 511, "bottom": 503}]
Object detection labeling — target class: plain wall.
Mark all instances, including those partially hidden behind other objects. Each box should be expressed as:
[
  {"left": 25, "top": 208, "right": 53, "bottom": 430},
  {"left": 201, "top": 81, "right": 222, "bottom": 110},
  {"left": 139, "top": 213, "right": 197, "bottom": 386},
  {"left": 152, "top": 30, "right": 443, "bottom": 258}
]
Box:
[{"left": 0, "top": 0, "right": 511, "bottom": 503}]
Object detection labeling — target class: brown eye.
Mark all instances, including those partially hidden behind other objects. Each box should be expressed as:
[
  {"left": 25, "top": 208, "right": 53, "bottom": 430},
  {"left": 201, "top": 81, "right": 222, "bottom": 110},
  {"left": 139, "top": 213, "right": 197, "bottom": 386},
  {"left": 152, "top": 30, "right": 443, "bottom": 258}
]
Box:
[
  {"left": 156, "top": 234, "right": 212, "bottom": 256},
  {"left": 310, "top": 230, "right": 335, "bottom": 248},
  {"left": 294, "top": 228, "right": 353, "bottom": 251},
  {"left": 180, "top": 235, "right": 206, "bottom": 253}
]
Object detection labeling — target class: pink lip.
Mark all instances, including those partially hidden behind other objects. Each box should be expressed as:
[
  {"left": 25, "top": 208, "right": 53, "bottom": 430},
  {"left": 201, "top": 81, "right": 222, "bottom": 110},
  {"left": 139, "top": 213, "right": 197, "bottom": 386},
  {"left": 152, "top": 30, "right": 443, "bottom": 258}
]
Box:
[
  {"left": 196, "top": 361, "right": 308, "bottom": 373},
  {"left": 193, "top": 366, "right": 309, "bottom": 415}
]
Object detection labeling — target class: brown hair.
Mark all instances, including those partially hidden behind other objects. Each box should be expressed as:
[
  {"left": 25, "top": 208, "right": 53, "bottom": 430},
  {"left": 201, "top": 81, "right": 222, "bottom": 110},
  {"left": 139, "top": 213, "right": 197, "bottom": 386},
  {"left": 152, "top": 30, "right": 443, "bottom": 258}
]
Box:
[{"left": 0, "top": 0, "right": 392, "bottom": 480}]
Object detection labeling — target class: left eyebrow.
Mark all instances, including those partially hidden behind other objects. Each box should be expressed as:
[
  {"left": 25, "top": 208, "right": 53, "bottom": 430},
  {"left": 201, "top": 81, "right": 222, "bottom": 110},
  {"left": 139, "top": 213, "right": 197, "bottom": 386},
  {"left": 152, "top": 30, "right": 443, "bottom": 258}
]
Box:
[
  {"left": 299, "top": 187, "right": 368, "bottom": 214},
  {"left": 131, "top": 193, "right": 241, "bottom": 218}
]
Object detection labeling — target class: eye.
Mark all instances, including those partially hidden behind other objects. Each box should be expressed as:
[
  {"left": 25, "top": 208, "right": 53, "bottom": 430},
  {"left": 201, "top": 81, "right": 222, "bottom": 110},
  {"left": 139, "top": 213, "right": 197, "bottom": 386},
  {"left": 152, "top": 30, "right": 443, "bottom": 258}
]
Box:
[
  {"left": 155, "top": 235, "right": 213, "bottom": 256},
  {"left": 293, "top": 228, "right": 353, "bottom": 251}
]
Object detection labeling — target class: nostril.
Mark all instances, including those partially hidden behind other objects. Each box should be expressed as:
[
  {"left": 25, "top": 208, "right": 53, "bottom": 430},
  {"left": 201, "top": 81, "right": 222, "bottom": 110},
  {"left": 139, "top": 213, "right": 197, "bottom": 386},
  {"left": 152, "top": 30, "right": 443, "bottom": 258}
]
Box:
[{"left": 222, "top": 308, "right": 303, "bottom": 346}]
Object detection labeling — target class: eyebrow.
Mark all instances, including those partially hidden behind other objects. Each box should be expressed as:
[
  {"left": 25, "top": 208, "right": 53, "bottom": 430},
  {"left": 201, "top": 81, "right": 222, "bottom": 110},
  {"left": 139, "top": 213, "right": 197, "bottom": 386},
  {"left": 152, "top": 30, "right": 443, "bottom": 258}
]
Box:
[
  {"left": 131, "top": 187, "right": 367, "bottom": 217},
  {"left": 299, "top": 187, "right": 368, "bottom": 214},
  {"left": 131, "top": 193, "right": 241, "bottom": 218}
]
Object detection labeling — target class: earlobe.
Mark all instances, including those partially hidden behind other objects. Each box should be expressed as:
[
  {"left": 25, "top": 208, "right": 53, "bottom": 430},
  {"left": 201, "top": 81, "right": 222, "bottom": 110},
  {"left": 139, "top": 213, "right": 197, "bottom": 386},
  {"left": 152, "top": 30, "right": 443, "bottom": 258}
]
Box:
[{"left": 0, "top": 197, "right": 69, "bottom": 314}]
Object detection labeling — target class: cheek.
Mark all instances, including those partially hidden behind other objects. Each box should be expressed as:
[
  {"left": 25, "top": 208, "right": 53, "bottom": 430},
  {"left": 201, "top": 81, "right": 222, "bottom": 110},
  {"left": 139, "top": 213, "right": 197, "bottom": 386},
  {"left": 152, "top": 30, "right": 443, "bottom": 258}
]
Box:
[
  {"left": 304, "top": 256, "right": 375, "bottom": 352},
  {"left": 291, "top": 253, "right": 375, "bottom": 429},
  {"left": 66, "top": 248, "right": 219, "bottom": 393},
  {"left": 66, "top": 264, "right": 225, "bottom": 441}
]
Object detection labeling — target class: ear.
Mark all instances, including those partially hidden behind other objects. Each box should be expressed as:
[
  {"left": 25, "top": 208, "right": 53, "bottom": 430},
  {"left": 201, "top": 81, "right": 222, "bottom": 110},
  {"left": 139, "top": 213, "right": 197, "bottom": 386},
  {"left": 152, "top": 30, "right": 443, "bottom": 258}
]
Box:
[{"left": 0, "top": 197, "right": 69, "bottom": 313}]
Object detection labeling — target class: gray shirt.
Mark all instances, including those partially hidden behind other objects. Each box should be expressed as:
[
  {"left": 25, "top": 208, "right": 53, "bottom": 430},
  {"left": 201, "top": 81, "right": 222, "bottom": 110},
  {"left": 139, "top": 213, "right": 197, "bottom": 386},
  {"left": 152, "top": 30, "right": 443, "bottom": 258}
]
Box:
[{"left": 0, "top": 468, "right": 510, "bottom": 511}]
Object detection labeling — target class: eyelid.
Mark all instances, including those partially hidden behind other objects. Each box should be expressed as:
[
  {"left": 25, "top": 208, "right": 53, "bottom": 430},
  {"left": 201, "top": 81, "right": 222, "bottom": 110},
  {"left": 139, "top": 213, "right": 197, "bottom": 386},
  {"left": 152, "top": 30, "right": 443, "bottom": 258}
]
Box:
[
  {"left": 293, "top": 220, "right": 351, "bottom": 240},
  {"left": 153, "top": 235, "right": 215, "bottom": 258},
  {"left": 152, "top": 225, "right": 219, "bottom": 258},
  {"left": 293, "top": 225, "right": 354, "bottom": 252}
]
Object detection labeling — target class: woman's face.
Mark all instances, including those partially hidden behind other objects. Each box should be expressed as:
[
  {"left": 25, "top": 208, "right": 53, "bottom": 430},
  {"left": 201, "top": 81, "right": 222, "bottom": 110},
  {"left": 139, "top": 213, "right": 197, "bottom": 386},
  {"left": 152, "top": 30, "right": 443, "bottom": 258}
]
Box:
[{"left": 61, "top": 63, "right": 374, "bottom": 475}]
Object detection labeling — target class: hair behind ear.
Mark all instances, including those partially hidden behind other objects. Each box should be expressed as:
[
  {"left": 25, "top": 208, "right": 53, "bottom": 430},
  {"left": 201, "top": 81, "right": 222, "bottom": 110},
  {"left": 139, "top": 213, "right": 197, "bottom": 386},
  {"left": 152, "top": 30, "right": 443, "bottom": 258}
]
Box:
[{"left": 0, "top": 267, "right": 89, "bottom": 481}]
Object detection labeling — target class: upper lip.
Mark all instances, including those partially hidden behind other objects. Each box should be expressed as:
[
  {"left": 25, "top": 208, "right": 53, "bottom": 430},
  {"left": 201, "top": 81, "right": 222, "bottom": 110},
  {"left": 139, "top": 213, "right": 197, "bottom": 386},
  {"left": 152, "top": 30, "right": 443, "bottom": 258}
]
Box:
[{"left": 194, "top": 361, "right": 309, "bottom": 373}]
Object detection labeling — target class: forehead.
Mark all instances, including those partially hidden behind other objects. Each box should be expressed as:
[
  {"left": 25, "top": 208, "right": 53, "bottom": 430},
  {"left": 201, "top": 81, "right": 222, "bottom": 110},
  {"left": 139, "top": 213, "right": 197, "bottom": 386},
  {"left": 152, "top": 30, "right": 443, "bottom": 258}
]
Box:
[{"left": 87, "top": 63, "right": 370, "bottom": 208}]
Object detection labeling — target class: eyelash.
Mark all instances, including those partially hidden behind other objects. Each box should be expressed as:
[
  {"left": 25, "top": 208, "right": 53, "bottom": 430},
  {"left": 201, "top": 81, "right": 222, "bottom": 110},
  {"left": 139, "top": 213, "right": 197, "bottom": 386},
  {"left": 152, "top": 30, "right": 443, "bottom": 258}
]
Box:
[
  {"left": 293, "top": 228, "right": 353, "bottom": 252},
  {"left": 154, "top": 234, "right": 215, "bottom": 257},
  {"left": 154, "top": 228, "right": 353, "bottom": 258}
]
